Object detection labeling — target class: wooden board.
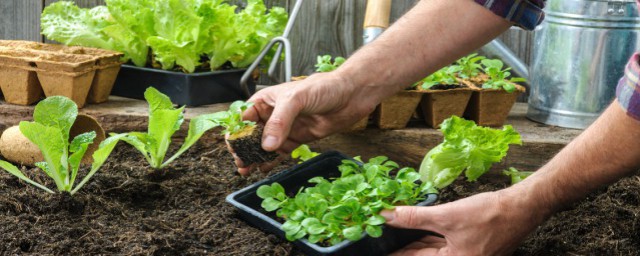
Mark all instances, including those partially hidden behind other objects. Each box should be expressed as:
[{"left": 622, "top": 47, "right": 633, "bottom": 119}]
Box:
[
  {"left": 0, "top": 98, "right": 582, "bottom": 170},
  {"left": 0, "top": 0, "right": 43, "bottom": 42}
]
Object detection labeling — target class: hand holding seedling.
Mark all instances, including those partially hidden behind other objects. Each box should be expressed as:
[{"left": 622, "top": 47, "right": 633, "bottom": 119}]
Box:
[{"left": 236, "top": 72, "right": 379, "bottom": 174}]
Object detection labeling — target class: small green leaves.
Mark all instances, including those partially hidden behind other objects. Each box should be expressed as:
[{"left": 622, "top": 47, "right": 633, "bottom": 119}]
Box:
[
  {"left": 118, "top": 87, "right": 220, "bottom": 169},
  {"left": 200, "top": 100, "right": 255, "bottom": 136},
  {"left": 291, "top": 144, "right": 320, "bottom": 163},
  {"left": 315, "top": 55, "right": 346, "bottom": 72},
  {"left": 258, "top": 156, "right": 431, "bottom": 246},
  {"left": 480, "top": 59, "right": 526, "bottom": 93},
  {"left": 414, "top": 66, "right": 461, "bottom": 90},
  {"left": 503, "top": 167, "right": 534, "bottom": 185}
]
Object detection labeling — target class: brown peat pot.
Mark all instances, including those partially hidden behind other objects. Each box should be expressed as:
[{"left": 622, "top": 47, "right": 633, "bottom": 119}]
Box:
[
  {"left": 374, "top": 90, "right": 422, "bottom": 129},
  {"left": 463, "top": 82, "right": 526, "bottom": 127},
  {"left": 418, "top": 87, "right": 473, "bottom": 128}
]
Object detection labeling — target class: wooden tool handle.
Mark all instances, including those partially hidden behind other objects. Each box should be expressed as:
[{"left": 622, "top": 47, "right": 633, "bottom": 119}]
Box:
[{"left": 364, "top": 0, "right": 392, "bottom": 29}]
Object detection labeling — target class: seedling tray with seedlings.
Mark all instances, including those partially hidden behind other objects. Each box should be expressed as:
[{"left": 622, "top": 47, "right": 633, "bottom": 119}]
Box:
[{"left": 227, "top": 151, "right": 438, "bottom": 256}]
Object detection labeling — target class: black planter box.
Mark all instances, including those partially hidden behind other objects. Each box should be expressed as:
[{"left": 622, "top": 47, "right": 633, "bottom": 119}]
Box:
[
  {"left": 226, "top": 151, "right": 438, "bottom": 256},
  {"left": 111, "top": 64, "right": 255, "bottom": 106}
]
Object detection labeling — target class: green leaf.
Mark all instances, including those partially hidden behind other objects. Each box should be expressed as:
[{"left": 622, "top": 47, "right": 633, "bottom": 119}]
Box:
[
  {"left": 0, "top": 160, "right": 55, "bottom": 194},
  {"left": 41, "top": 2, "right": 115, "bottom": 50},
  {"left": 365, "top": 215, "right": 386, "bottom": 226},
  {"left": 19, "top": 121, "right": 67, "bottom": 191},
  {"left": 71, "top": 133, "right": 125, "bottom": 195},
  {"left": 419, "top": 116, "right": 522, "bottom": 188},
  {"left": 143, "top": 87, "right": 184, "bottom": 168},
  {"left": 342, "top": 226, "right": 363, "bottom": 241},
  {"left": 33, "top": 96, "right": 78, "bottom": 142},
  {"left": 291, "top": 144, "right": 320, "bottom": 163},
  {"left": 68, "top": 131, "right": 96, "bottom": 186},
  {"left": 503, "top": 167, "right": 534, "bottom": 185},
  {"left": 365, "top": 225, "right": 383, "bottom": 238},
  {"left": 261, "top": 198, "right": 282, "bottom": 212},
  {"left": 161, "top": 115, "right": 218, "bottom": 168}
]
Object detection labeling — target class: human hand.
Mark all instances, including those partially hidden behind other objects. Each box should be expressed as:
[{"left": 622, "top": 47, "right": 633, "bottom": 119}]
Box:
[
  {"left": 233, "top": 72, "right": 378, "bottom": 174},
  {"left": 381, "top": 190, "right": 548, "bottom": 256}
]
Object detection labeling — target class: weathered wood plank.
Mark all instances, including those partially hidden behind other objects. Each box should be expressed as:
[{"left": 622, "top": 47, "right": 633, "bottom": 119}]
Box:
[
  {"left": 0, "top": 0, "right": 43, "bottom": 42},
  {"left": 0, "top": 99, "right": 582, "bottom": 171},
  {"left": 310, "top": 103, "right": 579, "bottom": 169}
]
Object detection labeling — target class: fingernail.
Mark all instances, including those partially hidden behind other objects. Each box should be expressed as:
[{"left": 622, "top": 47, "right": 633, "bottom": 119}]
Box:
[
  {"left": 263, "top": 135, "right": 278, "bottom": 150},
  {"left": 380, "top": 210, "right": 395, "bottom": 221}
]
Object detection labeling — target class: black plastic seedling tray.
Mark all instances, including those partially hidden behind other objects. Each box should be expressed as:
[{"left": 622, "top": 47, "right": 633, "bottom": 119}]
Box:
[
  {"left": 111, "top": 65, "right": 255, "bottom": 106},
  {"left": 226, "top": 151, "right": 438, "bottom": 256}
]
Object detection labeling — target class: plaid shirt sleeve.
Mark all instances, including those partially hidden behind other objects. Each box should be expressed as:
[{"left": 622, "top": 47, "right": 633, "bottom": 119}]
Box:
[
  {"left": 616, "top": 53, "right": 640, "bottom": 120},
  {"left": 474, "top": 0, "right": 546, "bottom": 30}
]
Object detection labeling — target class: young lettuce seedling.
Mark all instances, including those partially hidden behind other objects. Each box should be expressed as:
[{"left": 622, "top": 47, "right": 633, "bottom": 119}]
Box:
[
  {"left": 258, "top": 156, "right": 434, "bottom": 245},
  {"left": 480, "top": 59, "right": 527, "bottom": 93},
  {"left": 291, "top": 144, "right": 320, "bottom": 163},
  {"left": 419, "top": 116, "right": 522, "bottom": 190},
  {"left": 113, "top": 87, "right": 219, "bottom": 169},
  {"left": 202, "top": 101, "right": 279, "bottom": 165},
  {"left": 453, "top": 53, "right": 486, "bottom": 79},
  {"left": 0, "top": 96, "right": 121, "bottom": 195},
  {"left": 503, "top": 167, "right": 534, "bottom": 185},
  {"left": 413, "top": 66, "right": 462, "bottom": 90},
  {"left": 314, "top": 55, "right": 346, "bottom": 72}
]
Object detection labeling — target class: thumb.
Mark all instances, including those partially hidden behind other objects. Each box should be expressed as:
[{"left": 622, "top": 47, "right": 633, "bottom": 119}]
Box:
[
  {"left": 381, "top": 206, "right": 444, "bottom": 234},
  {"left": 262, "top": 96, "right": 302, "bottom": 151}
]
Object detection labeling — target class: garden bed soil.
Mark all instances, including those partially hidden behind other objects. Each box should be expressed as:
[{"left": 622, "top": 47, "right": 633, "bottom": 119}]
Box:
[{"left": 1, "top": 140, "right": 639, "bottom": 255}]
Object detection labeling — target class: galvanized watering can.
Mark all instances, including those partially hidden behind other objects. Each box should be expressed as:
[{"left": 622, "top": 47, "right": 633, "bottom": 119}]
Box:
[{"left": 484, "top": 0, "right": 640, "bottom": 129}]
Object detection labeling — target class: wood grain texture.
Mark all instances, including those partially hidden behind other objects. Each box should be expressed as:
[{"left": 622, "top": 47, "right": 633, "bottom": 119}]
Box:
[{"left": 0, "top": 0, "right": 43, "bottom": 42}]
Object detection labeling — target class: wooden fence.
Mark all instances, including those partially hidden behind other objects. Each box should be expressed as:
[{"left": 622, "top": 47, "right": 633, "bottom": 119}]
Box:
[{"left": 0, "top": 0, "right": 533, "bottom": 85}]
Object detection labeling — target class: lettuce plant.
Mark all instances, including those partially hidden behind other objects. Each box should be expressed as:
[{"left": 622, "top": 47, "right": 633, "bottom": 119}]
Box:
[
  {"left": 419, "top": 116, "right": 522, "bottom": 190},
  {"left": 314, "top": 55, "right": 346, "bottom": 72},
  {"left": 480, "top": 59, "right": 527, "bottom": 93},
  {"left": 0, "top": 97, "right": 121, "bottom": 195},
  {"left": 413, "top": 65, "right": 462, "bottom": 90},
  {"left": 114, "top": 87, "right": 218, "bottom": 169},
  {"left": 41, "top": 0, "right": 288, "bottom": 72},
  {"left": 258, "top": 157, "right": 433, "bottom": 245},
  {"left": 503, "top": 167, "right": 534, "bottom": 185},
  {"left": 291, "top": 144, "right": 320, "bottom": 163},
  {"left": 201, "top": 101, "right": 256, "bottom": 136},
  {"left": 453, "top": 53, "right": 486, "bottom": 79}
]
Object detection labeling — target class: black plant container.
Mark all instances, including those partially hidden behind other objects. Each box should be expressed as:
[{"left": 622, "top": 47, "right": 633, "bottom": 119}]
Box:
[
  {"left": 111, "top": 64, "right": 256, "bottom": 106},
  {"left": 226, "top": 151, "right": 439, "bottom": 256}
]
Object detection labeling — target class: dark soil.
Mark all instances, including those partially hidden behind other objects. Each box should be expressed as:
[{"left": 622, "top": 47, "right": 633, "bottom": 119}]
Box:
[
  {"left": 228, "top": 124, "right": 279, "bottom": 165},
  {"left": 1, "top": 140, "right": 639, "bottom": 255},
  {"left": 428, "top": 84, "right": 466, "bottom": 90}
]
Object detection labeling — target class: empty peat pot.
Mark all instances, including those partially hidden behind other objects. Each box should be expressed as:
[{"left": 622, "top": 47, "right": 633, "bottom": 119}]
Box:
[
  {"left": 227, "top": 151, "right": 439, "bottom": 256},
  {"left": 0, "top": 114, "right": 106, "bottom": 166}
]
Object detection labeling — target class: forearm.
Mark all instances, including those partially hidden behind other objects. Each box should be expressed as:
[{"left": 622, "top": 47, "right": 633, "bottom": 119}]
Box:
[
  {"left": 507, "top": 102, "right": 640, "bottom": 221},
  {"left": 334, "top": 0, "right": 511, "bottom": 106}
]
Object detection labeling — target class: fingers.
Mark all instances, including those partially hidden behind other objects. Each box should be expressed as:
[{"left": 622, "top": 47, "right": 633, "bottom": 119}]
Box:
[
  {"left": 261, "top": 93, "right": 302, "bottom": 152},
  {"left": 381, "top": 206, "right": 444, "bottom": 235}
]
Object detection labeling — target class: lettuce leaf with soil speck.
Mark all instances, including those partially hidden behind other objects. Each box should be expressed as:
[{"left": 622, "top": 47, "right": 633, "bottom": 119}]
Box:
[{"left": 419, "top": 116, "right": 522, "bottom": 189}]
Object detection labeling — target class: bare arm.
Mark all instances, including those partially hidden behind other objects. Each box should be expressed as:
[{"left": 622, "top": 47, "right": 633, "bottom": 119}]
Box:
[
  {"left": 384, "top": 101, "right": 640, "bottom": 255},
  {"left": 246, "top": 0, "right": 511, "bottom": 153}
]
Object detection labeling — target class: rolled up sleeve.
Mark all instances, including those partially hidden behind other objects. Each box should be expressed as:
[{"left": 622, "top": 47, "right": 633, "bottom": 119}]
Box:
[
  {"left": 616, "top": 53, "right": 640, "bottom": 120},
  {"left": 473, "top": 0, "right": 546, "bottom": 30}
]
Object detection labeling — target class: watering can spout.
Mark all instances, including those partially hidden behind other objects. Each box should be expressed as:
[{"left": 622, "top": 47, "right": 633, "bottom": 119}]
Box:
[{"left": 480, "top": 39, "right": 529, "bottom": 83}]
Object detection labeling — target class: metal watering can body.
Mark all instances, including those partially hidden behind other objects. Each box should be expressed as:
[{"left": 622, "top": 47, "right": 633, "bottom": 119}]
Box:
[
  {"left": 526, "top": 0, "right": 640, "bottom": 129},
  {"left": 482, "top": 0, "right": 640, "bottom": 129}
]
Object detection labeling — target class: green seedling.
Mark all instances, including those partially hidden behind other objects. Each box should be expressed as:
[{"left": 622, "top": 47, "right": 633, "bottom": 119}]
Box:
[
  {"left": 0, "top": 96, "right": 121, "bottom": 195},
  {"left": 258, "top": 156, "right": 434, "bottom": 245},
  {"left": 503, "top": 167, "right": 534, "bottom": 185},
  {"left": 480, "top": 59, "right": 527, "bottom": 93},
  {"left": 419, "top": 116, "right": 522, "bottom": 190},
  {"left": 414, "top": 66, "right": 462, "bottom": 90},
  {"left": 453, "top": 53, "right": 486, "bottom": 79},
  {"left": 315, "top": 55, "right": 346, "bottom": 72},
  {"left": 113, "top": 87, "right": 219, "bottom": 169},
  {"left": 291, "top": 144, "right": 320, "bottom": 163}
]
